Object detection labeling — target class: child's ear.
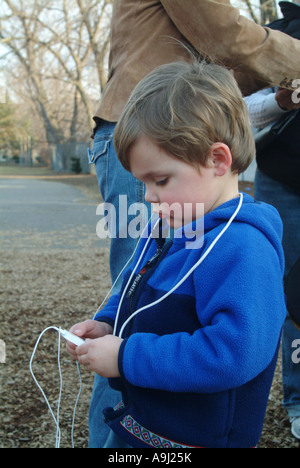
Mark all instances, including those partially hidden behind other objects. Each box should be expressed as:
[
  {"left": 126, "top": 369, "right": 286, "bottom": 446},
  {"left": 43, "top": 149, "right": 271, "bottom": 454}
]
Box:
[{"left": 209, "top": 143, "right": 232, "bottom": 176}]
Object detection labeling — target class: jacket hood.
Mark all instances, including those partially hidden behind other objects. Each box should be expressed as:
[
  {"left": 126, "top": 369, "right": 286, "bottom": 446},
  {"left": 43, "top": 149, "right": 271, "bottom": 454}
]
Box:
[{"left": 171, "top": 193, "right": 284, "bottom": 269}]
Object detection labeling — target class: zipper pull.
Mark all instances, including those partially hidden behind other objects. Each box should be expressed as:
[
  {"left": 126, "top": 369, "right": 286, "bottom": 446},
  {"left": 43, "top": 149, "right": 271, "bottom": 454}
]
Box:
[{"left": 127, "top": 248, "right": 163, "bottom": 299}]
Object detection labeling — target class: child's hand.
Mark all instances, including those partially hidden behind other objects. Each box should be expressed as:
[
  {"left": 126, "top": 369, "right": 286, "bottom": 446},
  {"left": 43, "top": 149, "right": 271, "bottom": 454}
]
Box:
[
  {"left": 66, "top": 320, "right": 113, "bottom": 360},
  {"left": 75, "top": 335, "right": 123, "bottom": 378}
]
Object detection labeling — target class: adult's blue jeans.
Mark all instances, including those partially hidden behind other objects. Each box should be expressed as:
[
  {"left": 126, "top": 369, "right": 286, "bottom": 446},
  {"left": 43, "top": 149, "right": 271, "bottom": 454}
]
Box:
[
  {"left": 87, "top": 120, "right": 151, "bottom": 447},
  {"left": 88, "top": 120, "right": 151, "bottom": 295},
  {"left": 255, "top": 170, "right": 300, "bottom": 419}
]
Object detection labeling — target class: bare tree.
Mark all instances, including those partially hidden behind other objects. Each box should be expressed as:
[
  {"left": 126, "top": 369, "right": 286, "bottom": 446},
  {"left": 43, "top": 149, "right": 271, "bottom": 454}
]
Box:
[
  {"left": 239, "top": 0, "right": 279, "bottom": 24},
  {"left": 0, "top": 0, "right": 113, "bottom": 144},
  {"left": 1, "top": 0, "right": 280, "bottom": 148},
  {"left": 260, "top": 0, "right": 278, "bottom": 24},
  {"left": 243, "top": 0, "right": 260, "bottom": 23}
]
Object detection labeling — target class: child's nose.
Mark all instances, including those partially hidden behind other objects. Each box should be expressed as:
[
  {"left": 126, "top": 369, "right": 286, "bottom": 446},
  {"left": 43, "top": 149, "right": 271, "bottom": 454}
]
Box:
[{"left": 145, "top": 186, "right": 159, "bottom": 204}]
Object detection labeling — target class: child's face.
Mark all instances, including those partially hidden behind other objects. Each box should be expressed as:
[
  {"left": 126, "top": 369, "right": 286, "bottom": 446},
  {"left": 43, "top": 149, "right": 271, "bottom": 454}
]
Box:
[{"left": 129, "top": 135, "right": 235, "bottom": 229}]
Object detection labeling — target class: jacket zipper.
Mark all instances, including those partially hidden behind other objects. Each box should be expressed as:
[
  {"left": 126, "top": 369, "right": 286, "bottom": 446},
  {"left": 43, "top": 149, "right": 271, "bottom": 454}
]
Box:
[
  {"left": 127, "top": 247, "right": 163, "bottom": 309},
  {"left": 127, "top": 240, "right": 173, "bottom": 323}
]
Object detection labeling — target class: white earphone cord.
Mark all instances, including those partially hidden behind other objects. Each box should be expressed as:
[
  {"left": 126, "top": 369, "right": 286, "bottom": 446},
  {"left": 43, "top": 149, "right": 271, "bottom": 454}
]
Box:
[
  {"left": 117, "top": 193, "right": 244, "bottom": 338},
  {"left": 93, "top": 212, "right": 158, "bottom": 323},
  {"left": 29, "top": 213, "right": 156, "bottom": 448},
  {"left": 29, "top": 326, "right": 83, "bottom": 448},
  {"left": 29, "top": 195, "right": 243, "bottom": 447}
]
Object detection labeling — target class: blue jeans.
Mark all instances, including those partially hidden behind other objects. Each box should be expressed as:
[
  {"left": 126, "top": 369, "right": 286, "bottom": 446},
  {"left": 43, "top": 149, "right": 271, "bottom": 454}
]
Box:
[
  {"left": 88, "top": 120, "right": 151, "bottom": 295},
  {"left": 255, "top": 170, "right": 300, "bottom": 419},
  {"left": 87, "top": 120, "right": 151, "bottom": 447}
]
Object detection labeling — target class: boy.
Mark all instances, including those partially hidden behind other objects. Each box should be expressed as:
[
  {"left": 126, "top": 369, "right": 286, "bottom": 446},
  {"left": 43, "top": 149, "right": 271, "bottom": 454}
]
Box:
[{"left": 67, "top": 61, "right": 286, "bottom": 448}]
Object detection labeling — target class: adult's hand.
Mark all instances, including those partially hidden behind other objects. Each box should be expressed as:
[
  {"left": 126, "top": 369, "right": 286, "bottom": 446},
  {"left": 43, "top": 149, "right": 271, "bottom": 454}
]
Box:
[{"left": 275, "top": 88, "right": 300, "bottom": 111}]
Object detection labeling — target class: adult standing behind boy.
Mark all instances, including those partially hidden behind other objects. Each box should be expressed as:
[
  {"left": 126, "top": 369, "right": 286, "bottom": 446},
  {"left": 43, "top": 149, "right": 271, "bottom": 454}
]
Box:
[
  {"left": 245, "top": 0, "right": 300, "bottom": 441},
  {"left": 87, "top": 0, "right": 300, "bottom": 448}
]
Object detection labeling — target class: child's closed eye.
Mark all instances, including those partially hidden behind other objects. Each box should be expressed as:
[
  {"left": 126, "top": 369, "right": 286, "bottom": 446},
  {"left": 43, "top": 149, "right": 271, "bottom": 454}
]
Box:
[{"left": 156, "top": 178, "right": 168, "bottom": 186}]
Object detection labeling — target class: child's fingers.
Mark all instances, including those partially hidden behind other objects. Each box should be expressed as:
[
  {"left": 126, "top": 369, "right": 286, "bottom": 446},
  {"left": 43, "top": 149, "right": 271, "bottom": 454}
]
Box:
[
  {"left": 65, "top": 341, "right": 78, "bottom": 359},
  {"left": 66, "top": 338, "right": 88, "bottom": 359},
  {"left": 75, "top": 343, "right": 92, "bottom": 368}
]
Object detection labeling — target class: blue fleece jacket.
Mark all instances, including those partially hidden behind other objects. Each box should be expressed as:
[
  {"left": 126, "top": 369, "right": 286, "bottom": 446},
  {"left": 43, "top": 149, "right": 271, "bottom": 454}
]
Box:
[{"left": 95, "top": 194, "right": 286, "bottom": 448}]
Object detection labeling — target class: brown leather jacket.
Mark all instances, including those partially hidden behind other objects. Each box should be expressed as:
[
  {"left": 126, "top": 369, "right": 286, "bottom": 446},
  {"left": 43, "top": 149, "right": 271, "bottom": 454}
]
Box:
[{"left": 95, "top": 0, "right": 300, "bottom": 122}]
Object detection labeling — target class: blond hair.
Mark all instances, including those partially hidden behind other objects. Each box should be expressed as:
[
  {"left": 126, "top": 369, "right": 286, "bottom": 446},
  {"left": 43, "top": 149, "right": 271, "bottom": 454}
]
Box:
[{"left": 114, "top": 60, "right": 255, "bottom": 174}]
